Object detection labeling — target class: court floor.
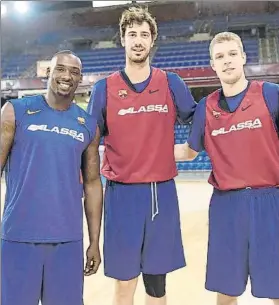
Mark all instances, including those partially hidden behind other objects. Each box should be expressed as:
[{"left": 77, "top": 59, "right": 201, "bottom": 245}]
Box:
[
  {"left": 1, "top": 177, "right": 273, "bottom": 305},
  {"left": 82, "top": 179, "right": 272, "bottom": 305}
]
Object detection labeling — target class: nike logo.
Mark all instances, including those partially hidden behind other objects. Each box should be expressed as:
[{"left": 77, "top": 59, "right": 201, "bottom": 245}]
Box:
[
  {"left": 27, "top": 110, "right": 41, "bottom": 115},
  {"left": 241, "top": 105, "right": 252, "bottom": 111},
  {"left": 149, "top": 89, "right": 159, "bottom": 94}
]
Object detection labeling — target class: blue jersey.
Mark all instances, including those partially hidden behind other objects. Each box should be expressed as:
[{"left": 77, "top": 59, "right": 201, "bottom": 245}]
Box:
[
  {"left": 87, "top": 68, "right": 197, "bottom": 136},
  {"left": 188, "top": 81, "right": 279, "bottom": 152},
  {"left": 2, "top": 95, "right": 97, "bottom": 243}
]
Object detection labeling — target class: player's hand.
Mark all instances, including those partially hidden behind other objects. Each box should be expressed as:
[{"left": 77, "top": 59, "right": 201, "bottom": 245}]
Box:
[
  {"left": 174, "top": 144, "right": 187, "bottom": 161},
  {"left": 84, "top": 243, "right": 101, "bottom": 276}
]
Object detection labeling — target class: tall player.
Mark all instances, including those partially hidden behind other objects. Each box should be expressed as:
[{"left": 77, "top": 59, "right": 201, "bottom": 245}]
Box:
[
  {"left": 87, "top": 6, "right": 196, "bottom": 305},
  {"left": 175, "top": 32, "right": 279, "bottom": 305},
  {"left": 1, "top": 51, "right": 103, "bottom": 305}
]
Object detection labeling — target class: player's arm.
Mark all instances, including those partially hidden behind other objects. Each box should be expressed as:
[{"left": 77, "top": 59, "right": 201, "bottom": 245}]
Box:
[
  {"left": 167, "top": 72, "right": 197, "bottom": 124},
  {"left": 275, "top": 83, "right": 279, "bottom": 131},
  {"left": 174, "top": 143, "right": 199, "bottom": 161},
  {"left": 81, "top": 126, "right": 103, "bottom": 275},
  {"left": 87, "top": 79, "right": 107, "bottom": 137},
  {"left": 174, "top": 98, "right": 206, "bottom": 161},
  {"left": 262, "top": 82, "right": 279, "bottom": 133},
  {"left": 1, "top": 102, "right": 15, "bottom": 173}
]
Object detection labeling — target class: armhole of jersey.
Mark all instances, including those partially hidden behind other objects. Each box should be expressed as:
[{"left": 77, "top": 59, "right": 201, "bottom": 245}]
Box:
[
  {"left": 78, "top": 108, "right": 95, "bottom": 144},
  {"left": 277, "top": 89, "right": 279, "bottom": 135},
  {"left": 90, "top": 117, "right": 98, "bottom": 144},
  {"left": 262, "top": 82, "right": 279, "bottom": 135},
  {"left": 166, "top": 72, "right": 175, "bottom": 103},
  {"left": 165, "top": 72, "right": 181, "bottom": 124},
  {"left": 10, "top": 98, "right": 28, "bottom": 127},
  {"left": 103, "top": 79, "right": 108, "bottom": 137},
  {"left": 201, "top": 98, "right": 207, "bottom": 151},
  {"left": 273, "top": 84, "right": 279, "bottom": 135}
]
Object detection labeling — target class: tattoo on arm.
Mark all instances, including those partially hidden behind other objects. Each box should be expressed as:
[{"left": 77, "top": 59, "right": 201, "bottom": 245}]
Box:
[
  {"left": 1, "top": 103, "right": 15, "bottom": 172},
  {"left": 81, "top": 127, "right": 101, "bottom": 183},
  {"left": 81, "top": 127, "right": 103, "bottom": 245}
]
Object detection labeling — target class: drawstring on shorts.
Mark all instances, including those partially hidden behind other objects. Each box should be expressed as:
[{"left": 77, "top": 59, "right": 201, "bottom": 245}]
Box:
[{"left": 151, "top": 182, "right": 159, "bottom": 221}]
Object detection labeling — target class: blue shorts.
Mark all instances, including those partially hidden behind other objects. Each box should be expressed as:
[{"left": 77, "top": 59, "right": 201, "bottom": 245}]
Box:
[
  {"left": 104, "top": 179, "right": 186, "bottom": 280},
  {"left": 206, "top": 187, "right": 279, "bottom": 298},
  {"left": 1, "top": 240, "right": 84, "bottom": 305}
]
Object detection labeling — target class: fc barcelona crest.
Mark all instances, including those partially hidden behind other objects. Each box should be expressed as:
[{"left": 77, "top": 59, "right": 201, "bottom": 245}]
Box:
[
  {"left": 118, "top": 89, "right": 128, "bottom": 99},
  {"left": 212, "top": 110, "right": 221, "bottom": 119},
  {"left": 77, "top": 117, "right": 85, "bottom": 124}
]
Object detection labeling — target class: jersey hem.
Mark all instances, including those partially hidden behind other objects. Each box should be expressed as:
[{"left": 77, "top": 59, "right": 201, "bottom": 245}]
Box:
[{"left": 1, "top": 235, "right": 83, "bottom": 243}]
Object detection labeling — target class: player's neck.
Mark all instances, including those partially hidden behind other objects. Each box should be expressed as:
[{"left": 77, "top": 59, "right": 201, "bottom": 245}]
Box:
[
  {"left": 45, "top": 90, "right": 73, "bottom": 111},
  {"left": 221, "top": 75, "right": 249, "bottom": 97},
  {"left": 124, "top": 59, "right": 151, "bottom": 84}
]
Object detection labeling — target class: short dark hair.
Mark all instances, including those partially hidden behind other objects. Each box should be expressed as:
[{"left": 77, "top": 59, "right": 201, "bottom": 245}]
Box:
[{"left": 51, "top": 50, "right": 79, "bottom": 60}]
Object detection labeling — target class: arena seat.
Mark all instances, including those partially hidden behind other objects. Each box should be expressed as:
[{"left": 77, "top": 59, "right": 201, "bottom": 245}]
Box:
[{"left": 2, "top": 12, "right": 278, "bottom": 78}]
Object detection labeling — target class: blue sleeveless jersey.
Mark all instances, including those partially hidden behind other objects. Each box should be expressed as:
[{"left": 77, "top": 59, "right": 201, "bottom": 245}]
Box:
[{"left": 2, "top": 95, "right": 97, "bottom": 243}]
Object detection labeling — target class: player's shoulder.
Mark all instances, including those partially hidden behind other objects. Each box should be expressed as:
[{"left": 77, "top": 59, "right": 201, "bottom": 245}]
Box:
[
  {"left": 106, "top": 70, "right": 122, "bottom": 82},
  {"left": 9, "top": 95, "right": 43, "bottom": 112},
  {"left": 72, "top": 104, "right": 98, "bottom": 136},
  {"left": 196, "top": 97, "right": 207, "bottom": 112},
  {"left": 72, "top": 103, "right": 95, "bottom": 121},
  {"left": 165, "top": 71, "right": 189, "bottom": 92},
  {"left": 91, "top": 78, "right": 107, "bottom": 95},
  {"left": 262, "top": 81, "right": 279, "bottom": 92},
  {"left": 7, "top": 95, "right": 43, "bottom": 122},
  {"left": 9, "top": 95, "right": 41, "bottom": 106},
  {"left": 94, "top": 77, "right": 107, "bottom": 87},
  {"left": 198, "top": 96, "right": 207, "bottom": 106},
  {"left": 166, "top": 70, "right": 183, "bottom": 82}
]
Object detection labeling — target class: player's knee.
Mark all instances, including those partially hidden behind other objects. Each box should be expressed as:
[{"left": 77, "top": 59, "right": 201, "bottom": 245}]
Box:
[
  {"left": 142, "top": 274, "right": 166, "bottom": 298},
  {"left": 217, "top": 293, "right": 238, "bottom": 305}
]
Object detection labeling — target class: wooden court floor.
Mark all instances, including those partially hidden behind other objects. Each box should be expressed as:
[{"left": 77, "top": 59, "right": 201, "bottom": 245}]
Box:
[{"left": 1, "top": 180, "right": 272, "bottom": 305}]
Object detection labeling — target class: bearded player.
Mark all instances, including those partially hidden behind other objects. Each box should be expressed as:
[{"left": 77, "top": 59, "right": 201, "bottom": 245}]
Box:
[
  {"left": 175, "top": 32, "right": 279, "bottom": 305},
  {"left": 87, "top": 6, "right": 197, "bottom": 305}
]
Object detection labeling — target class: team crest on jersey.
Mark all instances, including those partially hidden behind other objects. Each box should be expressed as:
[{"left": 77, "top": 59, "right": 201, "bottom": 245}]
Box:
[
  {"left": 118, "top": 89, "right": 128, "bottom": 99},
  {"left": 77, "top": 117, "right": 85, "bottom": 124},
  {"left": 212, "top": 110, "right": 221, "bottom": 119}
]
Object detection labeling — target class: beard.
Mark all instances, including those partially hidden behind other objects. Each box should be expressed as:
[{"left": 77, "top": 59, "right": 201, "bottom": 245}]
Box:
[
  {"left": 128, "top": 50, "right": 150, "bottom": 64},
  {"left": 50, "top": 79, "right": 73, "bottom": 98}
]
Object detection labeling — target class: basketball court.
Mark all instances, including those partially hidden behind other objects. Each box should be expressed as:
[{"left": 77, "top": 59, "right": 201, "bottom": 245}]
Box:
[{"left": 0, "top": 175, "right": 273, "bottom": 305}]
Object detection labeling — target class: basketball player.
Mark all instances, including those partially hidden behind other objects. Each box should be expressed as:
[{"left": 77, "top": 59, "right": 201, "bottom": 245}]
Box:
[
  {"left": 1, "top": 51, "right": 103, "bottom": 305},
  {"left": 87, "top": 6, "right": 196, "bottom": 305},
  {"left": 175, "top": 32, "right": 279, "bottom": 305}
]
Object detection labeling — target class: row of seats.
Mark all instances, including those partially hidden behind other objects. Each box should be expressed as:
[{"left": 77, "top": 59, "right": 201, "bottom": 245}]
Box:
[
  {"left": 81, "top": 56, "right": 259, "bottom": 73},
  {"left": 0, "top": 35, "right": 270, "bottom": 79},
  {"left": 80, "top": 52, "right": 258, "bottom": 66},
  {"left": 153, "top": 52, "right": 258, "bottom": 62},
  {"left": 77, "top": 38, "right": 259, "bottom": 73},
  {"left": 156, "top": 45, "right": 258, "bottom": 55},
  {"left": 2, "top": 53, "right": 41, "bottom": 79},
  {"left": 2, "top": 10, "right": 278, "bottom": 78},
  {"left": 38, "top": 26, "right": 117, "bottom": 45},
  {"left": 177, "top": 162, "right": 212, "bottom": 171}
]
